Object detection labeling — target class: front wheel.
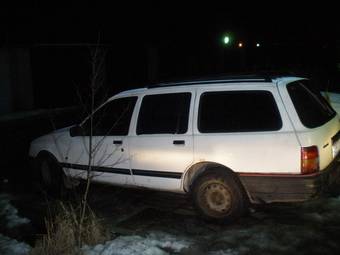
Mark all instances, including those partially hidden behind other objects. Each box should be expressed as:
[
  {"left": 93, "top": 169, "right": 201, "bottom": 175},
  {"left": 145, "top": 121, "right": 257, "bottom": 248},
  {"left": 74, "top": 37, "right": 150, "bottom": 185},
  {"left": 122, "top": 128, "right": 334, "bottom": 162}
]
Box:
[
  {"left": 35, "top": 156, "right": 64, "bottom": 196},
  {"left": 192, "top": 169, "right": 247, "bottom": 223}
]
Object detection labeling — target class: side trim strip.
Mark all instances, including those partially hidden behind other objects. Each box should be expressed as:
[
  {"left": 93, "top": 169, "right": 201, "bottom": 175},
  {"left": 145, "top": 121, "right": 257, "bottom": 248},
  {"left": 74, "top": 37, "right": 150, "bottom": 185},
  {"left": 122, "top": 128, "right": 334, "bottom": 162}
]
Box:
[
  {"left": 238, "top": 172, "right": 321, "bottom": 178},
  {"left": 61, "top": 163, "right": 183, "bottom": 179},
  {"left": 132, "top": 169, "right": 182, "bottom": 179},
  {"left": 61, "top": 163, "right": 131, "bottom": 175}
]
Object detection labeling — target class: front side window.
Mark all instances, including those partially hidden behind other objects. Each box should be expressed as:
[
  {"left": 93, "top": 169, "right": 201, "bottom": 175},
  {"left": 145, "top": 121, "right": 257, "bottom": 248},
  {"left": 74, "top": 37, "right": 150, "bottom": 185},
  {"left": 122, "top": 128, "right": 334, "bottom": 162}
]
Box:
[
  {"left": 82, "top": 97, "right": 137, "bottom": 136},
  {"left": 137, "top": 93, "right": 191, "bottom": 135},
  {"left": 287, "top": 80, "right": 336, "bottom": 128},
  {"left": 198, "top": 90, "right": 282, "bottom": 133}
]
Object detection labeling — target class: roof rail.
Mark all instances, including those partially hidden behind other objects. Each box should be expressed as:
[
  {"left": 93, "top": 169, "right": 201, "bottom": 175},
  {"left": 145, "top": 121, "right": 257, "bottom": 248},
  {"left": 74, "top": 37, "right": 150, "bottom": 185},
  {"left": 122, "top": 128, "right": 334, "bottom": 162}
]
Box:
[{"left": 147, "top": 74, "right": 273, "bottom": 88}]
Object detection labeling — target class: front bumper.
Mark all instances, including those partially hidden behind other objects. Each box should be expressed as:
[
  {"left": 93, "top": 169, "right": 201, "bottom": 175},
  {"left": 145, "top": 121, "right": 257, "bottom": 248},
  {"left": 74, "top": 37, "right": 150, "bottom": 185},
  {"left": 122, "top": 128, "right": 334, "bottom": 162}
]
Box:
[{"left": 239, "top": 156, "right": 340, "bottom": 204}]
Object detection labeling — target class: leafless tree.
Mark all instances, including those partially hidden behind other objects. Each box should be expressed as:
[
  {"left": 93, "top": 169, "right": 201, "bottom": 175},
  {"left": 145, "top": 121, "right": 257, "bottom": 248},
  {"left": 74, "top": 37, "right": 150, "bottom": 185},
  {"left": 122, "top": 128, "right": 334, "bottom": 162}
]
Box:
[{"left": 77, "top": 45, "right": 107, "bottom": 246}]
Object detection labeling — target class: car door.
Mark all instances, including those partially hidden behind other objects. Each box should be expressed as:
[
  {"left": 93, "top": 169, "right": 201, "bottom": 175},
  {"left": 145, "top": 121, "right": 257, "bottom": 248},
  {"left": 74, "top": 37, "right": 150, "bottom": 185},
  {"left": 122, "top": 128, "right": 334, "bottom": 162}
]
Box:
[
  {"left": 66, "top": 96, "right": 137, "bottom": 185},
  {"left": 128, "top": 91, "right": 194, "bottom": 191},
  {"left": 194, "top": 87, "right": 301, "bottom": 174}
]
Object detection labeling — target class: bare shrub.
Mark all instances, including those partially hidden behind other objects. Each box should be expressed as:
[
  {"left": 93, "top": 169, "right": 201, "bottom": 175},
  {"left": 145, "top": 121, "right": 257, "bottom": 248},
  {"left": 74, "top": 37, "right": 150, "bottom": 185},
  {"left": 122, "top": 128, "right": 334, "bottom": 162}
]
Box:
[{"left": 30, "top": 202, "right": 109, "bottom": 255}]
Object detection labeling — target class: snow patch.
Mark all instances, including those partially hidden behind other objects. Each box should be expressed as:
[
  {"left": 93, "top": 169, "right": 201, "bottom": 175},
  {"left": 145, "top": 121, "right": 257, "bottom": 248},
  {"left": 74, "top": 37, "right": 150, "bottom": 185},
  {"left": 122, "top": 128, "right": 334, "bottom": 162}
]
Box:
[
  {"left": 209, "top": 250, "right": 239, "bottom": 255},
  {"left": 82, "top": 231, "right": 192, "bottom": 255},
  {"left": 83, "top": 195, "right": 340, "bottom": 254},
  {"left": 0, "top": 234, "right": 31, "bottom": 255},
  {"left": 0, "top": 194, "right": 30, "bottom": 228},
  {"left": 323, "top": 92, "right": 340, "bottom": 104},
  {"left": 322, "top": 91, "right": 340, "bottom": 114}
]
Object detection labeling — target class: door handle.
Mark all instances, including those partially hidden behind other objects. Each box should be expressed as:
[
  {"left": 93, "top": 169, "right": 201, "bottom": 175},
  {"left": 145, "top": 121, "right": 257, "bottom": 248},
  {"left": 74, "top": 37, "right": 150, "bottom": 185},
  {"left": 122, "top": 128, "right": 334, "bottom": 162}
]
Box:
[
  {"left": 113, "top": 140, "right": 123, "bottom": 145},
  {"left": 173, "top": 140, "right": 185, "bottom": 145}
]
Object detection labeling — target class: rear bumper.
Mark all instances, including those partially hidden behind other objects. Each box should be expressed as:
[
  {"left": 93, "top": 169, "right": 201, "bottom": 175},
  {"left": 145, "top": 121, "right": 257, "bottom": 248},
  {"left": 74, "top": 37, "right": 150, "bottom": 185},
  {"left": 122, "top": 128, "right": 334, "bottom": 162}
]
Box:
[{"left": 239, "top": 156, "right": 340, "bottom": 204}]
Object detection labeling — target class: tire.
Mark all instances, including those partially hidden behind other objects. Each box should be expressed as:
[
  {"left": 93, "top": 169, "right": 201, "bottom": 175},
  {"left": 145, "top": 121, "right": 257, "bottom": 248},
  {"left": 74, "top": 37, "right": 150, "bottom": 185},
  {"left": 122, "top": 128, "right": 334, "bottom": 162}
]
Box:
[
  {"left": 191, "top": 168, "right": 247, "bottom": 223},
  {"left": 35, "top": 155, "right": 64, "bottom": 196}
]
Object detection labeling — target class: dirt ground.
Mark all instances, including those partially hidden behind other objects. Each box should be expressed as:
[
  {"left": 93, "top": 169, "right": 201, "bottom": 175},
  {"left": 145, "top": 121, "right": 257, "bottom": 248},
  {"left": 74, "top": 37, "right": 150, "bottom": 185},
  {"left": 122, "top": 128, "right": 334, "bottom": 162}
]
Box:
[{"left": 1, "top": 179, "right": 340, "bottom": 255}]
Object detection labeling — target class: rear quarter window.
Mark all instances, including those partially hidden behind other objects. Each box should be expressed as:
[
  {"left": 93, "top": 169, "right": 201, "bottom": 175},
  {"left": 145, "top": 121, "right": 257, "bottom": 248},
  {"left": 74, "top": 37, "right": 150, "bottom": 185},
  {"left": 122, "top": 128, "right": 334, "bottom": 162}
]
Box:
[
  {"left": 287, "top": 80, "right": 336, "bottom": 128},
  {"left": 198, "top": 90, "right": 282, "bottom": 133}
]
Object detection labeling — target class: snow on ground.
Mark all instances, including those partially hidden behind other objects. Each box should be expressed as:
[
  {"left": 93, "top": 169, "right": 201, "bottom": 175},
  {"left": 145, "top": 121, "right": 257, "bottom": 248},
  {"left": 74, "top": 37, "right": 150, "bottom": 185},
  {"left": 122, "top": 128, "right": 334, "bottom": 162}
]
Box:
[
  {"left": 83, "top": 195, "right": 340, "bottom": 255},
  {"left": 82, "top": 231, "right": 193, "bottom": 255},
  {"left": 0, "top": 193, "right": 31, "bottom": 255},
  {"left": 0, "top": 193, "right": 30, "bottom": 228},
  {"left": 0, "top": 234, "right": 31, "bottom": 255},
  {"left": 322, "top": 91, "right": 340, "bottom": 114},
  {"left": 1, "top": 186, "right": 340, "bottom": 255},
  {"left": 324, "top": 92, "right": 340, "bottom": 104}
]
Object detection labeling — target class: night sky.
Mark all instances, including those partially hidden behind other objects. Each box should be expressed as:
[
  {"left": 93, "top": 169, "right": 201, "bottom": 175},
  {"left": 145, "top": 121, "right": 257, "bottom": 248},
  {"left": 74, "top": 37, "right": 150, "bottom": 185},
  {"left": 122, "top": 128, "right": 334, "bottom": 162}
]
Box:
[{"left": 1, "top": 2, "right": 340, "bottom": 108}]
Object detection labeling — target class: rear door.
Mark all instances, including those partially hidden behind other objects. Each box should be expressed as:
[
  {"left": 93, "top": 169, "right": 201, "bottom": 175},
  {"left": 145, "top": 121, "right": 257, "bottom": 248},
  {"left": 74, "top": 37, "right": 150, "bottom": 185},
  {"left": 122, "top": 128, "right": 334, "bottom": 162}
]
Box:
[
  {"left": 193, "top": 86, "right": 301, "bottom": 174},
  {"left": 128, "top": 90, "right": 194, "bottom": 191}
]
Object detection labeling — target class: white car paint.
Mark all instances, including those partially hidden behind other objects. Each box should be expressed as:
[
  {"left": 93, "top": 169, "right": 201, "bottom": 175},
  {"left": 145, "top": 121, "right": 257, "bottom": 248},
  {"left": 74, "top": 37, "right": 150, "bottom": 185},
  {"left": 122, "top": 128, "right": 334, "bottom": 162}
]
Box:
[
  {"left": 192, "top": 83, "right": 301, "bottom": 174},
  {"left": 29, "top": 76, "right": 340, "bottom": 196}
]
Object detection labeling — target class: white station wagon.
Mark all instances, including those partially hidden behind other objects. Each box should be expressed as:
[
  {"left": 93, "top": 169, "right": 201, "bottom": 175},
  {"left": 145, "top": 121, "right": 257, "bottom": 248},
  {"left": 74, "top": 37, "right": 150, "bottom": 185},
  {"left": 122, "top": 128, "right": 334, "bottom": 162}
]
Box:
[{"left": 29, "top": 75, "right": 340, "bottom": 222}]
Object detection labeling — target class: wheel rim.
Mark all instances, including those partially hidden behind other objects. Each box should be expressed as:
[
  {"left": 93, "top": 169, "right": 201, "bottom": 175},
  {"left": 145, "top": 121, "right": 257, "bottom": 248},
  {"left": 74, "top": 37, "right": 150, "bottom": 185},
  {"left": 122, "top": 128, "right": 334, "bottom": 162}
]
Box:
[
  {"left": 202, "top": 183, "right": 232, "bottom": 214},
  {"left": 41, "top": 160, "right": 52, "bottom": 186}
]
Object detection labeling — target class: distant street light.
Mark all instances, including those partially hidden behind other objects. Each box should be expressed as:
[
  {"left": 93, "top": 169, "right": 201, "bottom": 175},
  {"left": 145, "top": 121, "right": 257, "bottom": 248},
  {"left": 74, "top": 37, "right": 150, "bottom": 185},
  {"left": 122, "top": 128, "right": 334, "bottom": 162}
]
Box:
[
  {"left": 238, "top": 42, "right": 243, "bottom": 48},
  {"left": 256, "top": 43, "right": 260, "bottom": 47},
  {"left": 223, "top": 35, "right": 231, "bottom": 45}
]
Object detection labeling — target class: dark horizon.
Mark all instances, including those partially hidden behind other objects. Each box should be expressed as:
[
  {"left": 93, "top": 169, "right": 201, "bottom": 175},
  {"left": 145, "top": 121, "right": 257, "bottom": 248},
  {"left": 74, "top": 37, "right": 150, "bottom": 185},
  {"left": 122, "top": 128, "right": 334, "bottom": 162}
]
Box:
[{"left": 1, "top": 4, "right": 340, "bottom": 110}]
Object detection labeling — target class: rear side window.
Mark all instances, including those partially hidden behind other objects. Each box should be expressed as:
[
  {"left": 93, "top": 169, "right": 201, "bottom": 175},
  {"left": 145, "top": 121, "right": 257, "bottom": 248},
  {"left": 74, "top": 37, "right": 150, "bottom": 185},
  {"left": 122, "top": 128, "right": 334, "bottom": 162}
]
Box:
[
  {"left": 198, "top": 91, "right": 282, "bottom": 133},
  {"left": 137, "top": 93, "right": 191, "bottom": 134},
  {"left": 287, "top": 80, "right": 336, "bottom": 128}
]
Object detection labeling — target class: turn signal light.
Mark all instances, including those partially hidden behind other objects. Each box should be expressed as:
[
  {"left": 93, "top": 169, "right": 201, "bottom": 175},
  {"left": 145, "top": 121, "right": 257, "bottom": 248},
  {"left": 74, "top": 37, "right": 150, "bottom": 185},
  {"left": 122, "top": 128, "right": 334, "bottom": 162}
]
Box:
[{"left": 301, "top": 146, "right": 319, "bottom": 174}]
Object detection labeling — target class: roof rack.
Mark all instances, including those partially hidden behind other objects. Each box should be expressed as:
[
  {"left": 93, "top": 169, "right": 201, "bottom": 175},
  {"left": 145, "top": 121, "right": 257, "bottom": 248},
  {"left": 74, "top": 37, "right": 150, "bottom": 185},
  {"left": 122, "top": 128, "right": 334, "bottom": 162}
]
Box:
[{"left": 147, "top": 74, "right": 273, "bottom": 89}]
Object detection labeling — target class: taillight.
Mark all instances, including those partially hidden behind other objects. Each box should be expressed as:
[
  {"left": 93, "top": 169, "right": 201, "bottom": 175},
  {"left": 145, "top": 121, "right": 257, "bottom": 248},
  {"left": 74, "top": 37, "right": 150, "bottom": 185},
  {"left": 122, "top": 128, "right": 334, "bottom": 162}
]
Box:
[{"left": 301, "top": 146, "right": 319, "bottom": 174}]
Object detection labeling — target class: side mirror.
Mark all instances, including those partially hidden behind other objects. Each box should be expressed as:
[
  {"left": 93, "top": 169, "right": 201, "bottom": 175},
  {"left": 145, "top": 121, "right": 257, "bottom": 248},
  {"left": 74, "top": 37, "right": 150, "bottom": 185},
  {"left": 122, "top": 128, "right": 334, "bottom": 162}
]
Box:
[{"left": 70, "top": 125, "right": 83, "bottom": 137}]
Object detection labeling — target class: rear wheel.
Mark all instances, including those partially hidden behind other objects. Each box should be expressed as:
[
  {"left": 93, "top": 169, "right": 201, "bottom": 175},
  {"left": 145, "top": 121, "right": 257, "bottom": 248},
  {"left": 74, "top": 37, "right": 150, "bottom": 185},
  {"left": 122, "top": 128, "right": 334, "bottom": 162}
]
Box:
[{"left": 192, "top": 168, "right": 247, "bottom": 222}]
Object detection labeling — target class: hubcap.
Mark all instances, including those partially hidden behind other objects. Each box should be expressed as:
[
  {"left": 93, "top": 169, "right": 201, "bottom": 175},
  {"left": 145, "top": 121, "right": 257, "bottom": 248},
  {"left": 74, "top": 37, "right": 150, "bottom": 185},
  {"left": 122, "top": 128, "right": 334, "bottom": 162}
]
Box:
[{"left": 204, "top": 183, "right": 232, "bottom": 213}]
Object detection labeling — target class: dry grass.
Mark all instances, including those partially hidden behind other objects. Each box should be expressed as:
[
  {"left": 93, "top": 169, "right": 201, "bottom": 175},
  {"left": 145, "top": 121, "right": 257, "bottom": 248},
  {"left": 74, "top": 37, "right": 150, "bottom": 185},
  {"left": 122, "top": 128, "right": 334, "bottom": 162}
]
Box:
[{"left": 30, "top": 202, "right": 109, "bottom": 255}]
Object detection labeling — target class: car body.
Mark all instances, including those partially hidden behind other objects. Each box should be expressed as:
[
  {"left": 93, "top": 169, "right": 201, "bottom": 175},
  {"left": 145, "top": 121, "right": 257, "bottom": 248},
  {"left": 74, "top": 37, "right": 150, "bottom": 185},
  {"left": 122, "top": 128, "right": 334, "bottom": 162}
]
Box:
[{"left": 29, "top": 75, "right": 340, "bottom": 221}]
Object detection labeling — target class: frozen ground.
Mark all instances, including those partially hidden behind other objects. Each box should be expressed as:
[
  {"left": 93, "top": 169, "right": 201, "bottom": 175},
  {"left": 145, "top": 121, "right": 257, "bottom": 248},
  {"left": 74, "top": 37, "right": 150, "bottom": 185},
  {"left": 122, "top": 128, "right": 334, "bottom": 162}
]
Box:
[
  {"left": 0, "top": 193, "right": 30, "bottom": 228},
  {"left": 0, "top": 193, "right": 31, "bottom": 255},
  {"left": 2, "top": 181, "right": 340, "bottom": 255},
  {"left": 82, "top": 232, "right": 193, "bottom": 255},
  {"left": 322, "top": 91, "right": 340, "bottom": 114},
  {"left": 0, "top": 234, "right": 31, "bottom": 255},
  {"left": 79, "top": 184, "right": 340, "bottom": 255}
]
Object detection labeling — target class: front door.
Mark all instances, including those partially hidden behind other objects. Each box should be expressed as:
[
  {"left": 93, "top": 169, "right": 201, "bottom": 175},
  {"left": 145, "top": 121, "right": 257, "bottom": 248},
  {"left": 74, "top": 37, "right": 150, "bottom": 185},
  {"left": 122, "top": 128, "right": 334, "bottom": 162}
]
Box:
[{"left": 67, "top": 96, "right": 137, "bottom": 185}]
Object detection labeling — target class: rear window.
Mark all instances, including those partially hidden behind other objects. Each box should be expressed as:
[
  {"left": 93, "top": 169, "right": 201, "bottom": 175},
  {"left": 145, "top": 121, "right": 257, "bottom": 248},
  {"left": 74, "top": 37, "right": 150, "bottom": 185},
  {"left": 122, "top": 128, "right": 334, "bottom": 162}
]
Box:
[
  {"left": 198, "top": 90, "right": 282, "bottom": 133},
  {"left": 287, "top": 80, "right": 336, "bottom": 128}
]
